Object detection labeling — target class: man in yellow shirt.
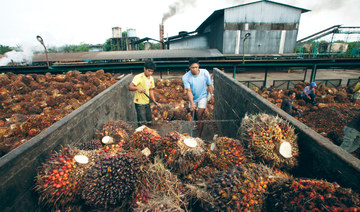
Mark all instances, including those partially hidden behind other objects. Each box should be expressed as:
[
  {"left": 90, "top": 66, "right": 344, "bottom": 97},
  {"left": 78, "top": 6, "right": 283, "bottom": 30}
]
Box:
[
  {"left": 128, "top": 60, "right": 159, "bottom": 126},
  {"left": 353, "top": 76, "right": 360, "bottom": 103}
]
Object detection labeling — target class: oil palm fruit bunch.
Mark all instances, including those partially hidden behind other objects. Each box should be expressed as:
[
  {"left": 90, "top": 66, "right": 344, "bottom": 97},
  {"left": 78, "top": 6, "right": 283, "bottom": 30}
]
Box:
[
  {"left": 100, "top": 121, "right": 129, "bottom": 148},
  {"left": 81, "top": 151, "right": 145, "bottom": 209},
  {"left": 173, "top": 106, "right": 188, "bottom": 120},
  {"left": 151, "top": 103, "right": 175, "bottom": 121},
  {"left": 133, "top": 157, "right": 187, "bottom": 211},
  {"left": 113, "top": 120, "right": 134, "bottom": 136},
  {"left": 151, "top": 104, "right": 163, "bottom": 121},
  {"left": 156, "top": 131, "right": 181, "bottom": 165},
  {"left": 204, "top": 163, "right": 274, "bottom": 211},
  {"left": 35, "top": 147, "right": 98, "bottom": 208},
  {"left": 127, "top": 126, "right": 162, "bottom": 155},
  {"left": 238, "top": 113, "right": 299, "bottom": 171},
  {"left": 163, "top": 79, "right": 171, "bottom": 87},
  {"left": 78, "top": 139, "right": 102, "bottom": 150},
  {"left": 266, "top": 178, "right": 360, "bottom": 211},
  {"left": 170, "top": 78, "right": 183, "bottom": 87},
  {"left": 169, "top": 135, "right": 206, "bottom": 176},
  {"left": 161, "top": 104, "right": 175, "bottom": 120},
  {"left": 208, "top": 137, "right": 248, "bottom": 171},
  {"left": 155, "top": 78, "right": 165, "bottom": 89}
]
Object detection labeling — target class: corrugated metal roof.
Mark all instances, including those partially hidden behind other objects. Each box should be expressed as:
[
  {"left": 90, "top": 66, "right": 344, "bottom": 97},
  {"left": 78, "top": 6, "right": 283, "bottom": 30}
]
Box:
[
  {"left": 32, "top": 49, "right": 224, "bottom": 62},
  {"left": 196, "top": 0, "right": 310, "bottom": 32}
]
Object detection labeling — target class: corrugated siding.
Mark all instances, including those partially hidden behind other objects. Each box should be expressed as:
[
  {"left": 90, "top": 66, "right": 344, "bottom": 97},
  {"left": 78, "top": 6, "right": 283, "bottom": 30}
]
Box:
[
  {"left": 170, "top": 35, "right": 208, "bottom": 49},
  {"left": 224, "top": 1, "right": 301, "bottom": 24},
  {"left": 223, "top": 30, "right": 297, "bottom": 54},
  {"left": 221, "top": 1, "right": 301, "bottom": 54},
  {"left": 209, "top": 16, "right": 225, "bottom": 51},
  {"left": 284, "top": 30, "right": 298, "bottom": 53}
]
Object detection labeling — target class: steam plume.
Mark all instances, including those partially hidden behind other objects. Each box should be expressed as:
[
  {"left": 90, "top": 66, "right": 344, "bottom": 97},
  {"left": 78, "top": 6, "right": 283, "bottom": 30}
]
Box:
[
  {"left": 162, "top": 0, "right": 196, "bottom": 23},
  {"left": 0, "top": 45, "right": 34, "bottom": 66}
]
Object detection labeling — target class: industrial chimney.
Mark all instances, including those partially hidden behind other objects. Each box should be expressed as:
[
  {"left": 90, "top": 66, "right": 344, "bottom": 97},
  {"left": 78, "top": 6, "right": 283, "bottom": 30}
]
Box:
[{"left": 160, "top": 24, "right": 164, "bottom": 49}]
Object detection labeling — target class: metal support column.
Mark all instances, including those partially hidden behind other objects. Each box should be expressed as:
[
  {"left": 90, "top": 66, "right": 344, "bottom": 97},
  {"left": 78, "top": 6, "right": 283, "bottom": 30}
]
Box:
[
  {"left": 264, "top": 68, "right": 268, "bottom": 88},
  {"left": 303, "top": 68, "right": 307, "bottom": 82},
  {"left": 233, "top": 65, "right": 237, "bottom": 79},
  {"left": 310, "top": 64, "right": 317, "bottom": 83}
]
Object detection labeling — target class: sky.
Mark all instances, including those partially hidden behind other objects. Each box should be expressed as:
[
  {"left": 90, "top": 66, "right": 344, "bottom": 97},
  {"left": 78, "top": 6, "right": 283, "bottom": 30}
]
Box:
[{"left": 0, "top": 0, "right": 359, "bottom": 50}]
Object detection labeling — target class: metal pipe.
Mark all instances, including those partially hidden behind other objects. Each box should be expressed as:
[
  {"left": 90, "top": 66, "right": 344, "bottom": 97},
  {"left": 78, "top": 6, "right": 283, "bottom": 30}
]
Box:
[
  {"left": 36, "top": 35, "right": 50, "bottom": 69},
  {"left": 242, "top": 33, "right": 251, "bottom": 64}
]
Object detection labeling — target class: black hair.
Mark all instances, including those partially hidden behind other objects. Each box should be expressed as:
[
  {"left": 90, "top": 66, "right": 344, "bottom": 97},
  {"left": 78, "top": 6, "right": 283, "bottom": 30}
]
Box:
[
  {"left": 288, "top": 90, "right": 296, "bottom": 96},
  {"left": 144, "top": 60, "right": 156, "bottom": 70},
  {"left": 188, "top": 57, "right": 199, "bottom": 66}
]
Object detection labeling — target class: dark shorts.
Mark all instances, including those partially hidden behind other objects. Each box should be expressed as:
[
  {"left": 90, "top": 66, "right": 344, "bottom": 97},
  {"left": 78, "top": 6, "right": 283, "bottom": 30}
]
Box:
[{"left": 135, "top": 103, "right": 152, "bottom": 126}]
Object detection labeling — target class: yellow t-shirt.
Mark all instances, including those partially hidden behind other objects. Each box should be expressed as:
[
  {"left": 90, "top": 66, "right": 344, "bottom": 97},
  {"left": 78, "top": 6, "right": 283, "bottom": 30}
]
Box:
[
  {"left": 132, "top": 73, "right": 155, "bottom": 104},
  {"left": 354, "top": 82, "right": 360, "bottom": 93}
]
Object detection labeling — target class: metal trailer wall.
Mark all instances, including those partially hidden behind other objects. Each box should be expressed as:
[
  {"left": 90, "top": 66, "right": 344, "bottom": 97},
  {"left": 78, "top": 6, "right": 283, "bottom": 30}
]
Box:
[
  {"left": 213, "top": 68, "right": 360, "bottom": 192},
  {"left": 0, "top": 75, "right": 136, "bottom": 211},
  {"left": 222, "top": 1, "right": 302, "bottom": 54}
]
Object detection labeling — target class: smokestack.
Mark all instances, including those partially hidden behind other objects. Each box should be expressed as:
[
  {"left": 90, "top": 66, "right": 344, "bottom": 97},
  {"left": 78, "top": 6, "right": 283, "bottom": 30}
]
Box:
[{"left": 160, "top": 24, "right": 164, "bottom": 50}]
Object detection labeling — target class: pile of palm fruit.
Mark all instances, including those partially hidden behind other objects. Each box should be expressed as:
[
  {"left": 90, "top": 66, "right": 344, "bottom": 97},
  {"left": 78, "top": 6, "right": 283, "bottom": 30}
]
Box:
[
  {"left": 151, "top": 78, "right": 214, "bottom": 121},
  {"left": 0, "top": 70, "right": 117, "bottom": 157},
  {"left": 34, "top": 117, "right": 360, "bottom": 211},
  {"left": 252, "top": 81, "right": 360, "bottom": 159},
  {"left": 252, "top": 81, "right": 357, "bottom": 109}
]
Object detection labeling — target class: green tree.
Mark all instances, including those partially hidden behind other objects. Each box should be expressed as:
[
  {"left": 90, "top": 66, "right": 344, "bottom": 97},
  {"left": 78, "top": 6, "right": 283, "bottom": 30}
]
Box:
[
  {"left": 0, "top": 45, "right": 13, "bottom": 54},
  {"left": 346, "top": 41, "right": 360, "bottom": 57}
]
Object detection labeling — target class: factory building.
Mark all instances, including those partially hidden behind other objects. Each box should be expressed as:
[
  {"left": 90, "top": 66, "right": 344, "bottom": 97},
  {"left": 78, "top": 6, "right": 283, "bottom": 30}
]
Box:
[{"left": 168, "top": 0, "right": 310, "bottom": 55}]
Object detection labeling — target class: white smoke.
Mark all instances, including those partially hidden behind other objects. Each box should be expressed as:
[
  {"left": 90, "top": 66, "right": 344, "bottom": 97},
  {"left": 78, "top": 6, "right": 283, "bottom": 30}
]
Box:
[
  {"left": 162, "top": 0, "right": 197, "bottom": 23},
  {"left": 0, "top": 44, "right": 34, "bottom": 66}
]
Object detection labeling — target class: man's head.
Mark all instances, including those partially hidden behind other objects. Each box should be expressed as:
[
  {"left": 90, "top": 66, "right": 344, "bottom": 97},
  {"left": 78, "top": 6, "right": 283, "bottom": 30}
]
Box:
[
  {"left": 188, "top": 57, "right": 200, "bottom": 76},
  {"left": 144, "top": 60, "right": 156, "bottom": 77},
  {"left": 288, "top": 90, "right": 296, "bottom": 100},
  {"left": 310, "top": 82, "right": 317, "bottom": 87},
  {"left": 358, "top": 76, "right": 360, "bottom": 81}
]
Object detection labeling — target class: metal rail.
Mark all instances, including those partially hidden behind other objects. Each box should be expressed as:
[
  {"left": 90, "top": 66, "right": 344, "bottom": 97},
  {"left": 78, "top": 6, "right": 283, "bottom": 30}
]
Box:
[{"left": 1, "top": 58, "right": 360, "bottom": 74}]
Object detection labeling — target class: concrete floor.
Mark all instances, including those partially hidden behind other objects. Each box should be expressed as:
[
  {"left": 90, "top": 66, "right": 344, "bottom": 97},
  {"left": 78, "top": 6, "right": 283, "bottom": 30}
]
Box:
[{"left": 232, "top": 68, "right": 360, "bottom": 87}]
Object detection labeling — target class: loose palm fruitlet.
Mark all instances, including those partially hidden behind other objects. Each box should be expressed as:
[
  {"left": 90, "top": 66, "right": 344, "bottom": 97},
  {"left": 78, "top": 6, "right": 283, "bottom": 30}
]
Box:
[
  {"left": 266, "top": 178, "right": 360, "bottom": 211},
  {"left": 35, "top": 147, "right": 98, "bottom": 208},
  {"left": 133, "top": 157, "right": 187, "bottom": 211},
  {"left": 204, "top": 163, "right": 274, "bottom": 211},
  {"left": 238, "top": 113, "right": 299, "bottom": 171},
  {"left": 127, "top": 126, "right": 162, "bottom": 155},
  {"left": 81, "top": 151, "right": 145, "bottom": 209},
  {"left": 208, "top": 137, "right": 248, "bottom": 171}
]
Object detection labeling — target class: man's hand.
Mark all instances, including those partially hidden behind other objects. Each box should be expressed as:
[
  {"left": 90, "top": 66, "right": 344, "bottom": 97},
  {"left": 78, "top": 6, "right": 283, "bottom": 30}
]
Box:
[
  {"left": 137, "top": 87, "right": 146, "bottom": 93},
  {"left": 190, "top": 103, "right": 196, "bottom": 111},
  {"left": 209, "top": 96, "right": 215, "bottom": 104}
]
